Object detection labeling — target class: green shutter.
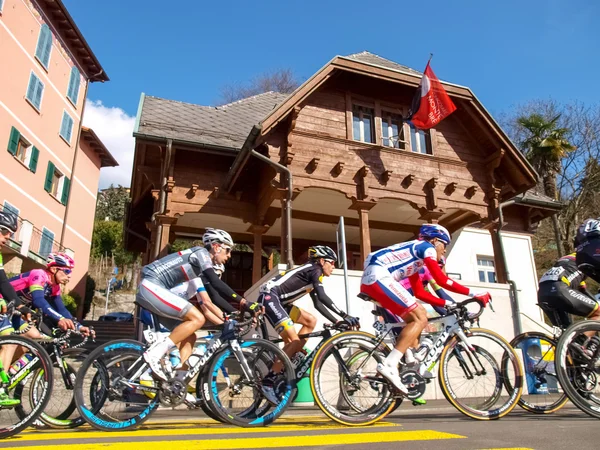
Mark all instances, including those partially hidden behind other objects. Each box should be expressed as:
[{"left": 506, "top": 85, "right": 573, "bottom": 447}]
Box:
[
  {"left": 7, "top": 126, "right": 20, "bottom": 155},
  {"left": 67, "top": 67, "right": 80, "bottom": 104},
  {"left": 44, "top": 161, "right": 55, "bottom": 192},
  {"left": 35, "top": 24, "right": 52, "bottom": 68},
  {"left": 29, "top": 146, "right": 39, "bottom": 173},
  {"left": 61, "top": 177, "right": 70, "bottom": 205}
]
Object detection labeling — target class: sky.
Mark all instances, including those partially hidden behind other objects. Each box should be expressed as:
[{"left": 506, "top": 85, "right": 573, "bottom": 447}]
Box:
[{"left": 65, "top": 0, "right": 600, "bottom": 188}]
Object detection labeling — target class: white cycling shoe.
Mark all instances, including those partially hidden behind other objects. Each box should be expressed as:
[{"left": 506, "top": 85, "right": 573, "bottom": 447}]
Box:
[
  {"left": 377, "top": 363, "right": 409, "bottom": 395},
  {"left": 143, "top": 351, "right": 170, "bottom": 381}
]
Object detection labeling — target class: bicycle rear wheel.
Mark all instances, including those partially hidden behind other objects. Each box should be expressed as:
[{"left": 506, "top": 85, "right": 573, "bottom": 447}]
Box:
[
  {"left": 74, "top": 340, "right": 159, "bottom": 431},
  {"left": 310, "top": 331, "right": 396, "bottom": 426},
  {"left": 439, "top": 328, "right": 522, "bottom": 420},
  {"left": 201, "top": 339, "right": 295, "bottom": 427},
  {"left": 507, "top": 332, "right": 567, "bottom": 414},
  {"left": 555, "top": 320, "right": 600, "bottom": 419},
  {"left": 0, "top": 335, "right": 54, "bottom": 439}
]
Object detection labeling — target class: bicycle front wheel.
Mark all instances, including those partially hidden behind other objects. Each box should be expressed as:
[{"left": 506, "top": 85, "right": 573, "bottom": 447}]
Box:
[
  {"left": 555, "top": 320, "right": 600, "bottom": 419},
  {"left": 0, "top": 335, "right": 54, "bottom": 439},
  {"left": 508, "top": 332, "right": 567, "bottom": 414},
  {"left": 439, "top": 328, "right": 523, "bottom": 420},
  {"left": 310, "top": 331, "right": 396, "bottom": 426}
]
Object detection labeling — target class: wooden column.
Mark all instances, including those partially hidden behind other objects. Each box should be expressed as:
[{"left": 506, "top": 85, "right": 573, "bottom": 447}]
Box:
[
  {"left": 489, "top": 225, "right": 508, "bottom": 284},
  {"left": 350, "top": 200, "right": 377, "bottom": 263},
  {"left": 249, "top": 225, "right": 269, "bottom": 284},
  {"left": 156, "top": 216, "right": 177, "bottom": 258}
]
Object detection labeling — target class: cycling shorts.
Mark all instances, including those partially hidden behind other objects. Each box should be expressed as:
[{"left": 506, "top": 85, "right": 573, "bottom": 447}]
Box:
[
  {"left": 258, "top": 290, "right": 301, "bottom": 334},
  {"left": 360, "top": 264, "right": 418, "bottom": 318},
  {"left": 0, "top": 314, "right": 28, "bottom": 336},
  {"left": 136, "top": 278, "right": 193, "bottom": 322},
  {"left": 538, "top": 282, "right": 599, "bottom": 328}
]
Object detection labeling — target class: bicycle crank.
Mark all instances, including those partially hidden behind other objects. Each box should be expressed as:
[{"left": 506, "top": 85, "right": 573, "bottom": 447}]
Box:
[
  {"left": 158, "top": 378, "right": 187, "bottom": 407},
  {"left": 399, "top": 370, "right": 426, "bottom": 400}
]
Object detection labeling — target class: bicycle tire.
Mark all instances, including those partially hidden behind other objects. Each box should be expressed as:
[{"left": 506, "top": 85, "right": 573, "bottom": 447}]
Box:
[
  {"left": 74, "top": 339, "right": 159, "bottom": 431},
  {"left": 310, "top": 331, "right": 396, "bottom": 426},
  {"left": 439, "top": 328, "right": 522, "bottom": 420},
  {"left": 507, "top": 332, "right": 567, "bottom": 414},
  {"left": 195, "top": 363, "right": 228, "bottom": 423},
  {"left": 555, "top": 320, "right": 600, "bottom": 419},
  {"left": 0, "top": 335, "right": 54, "bottom": 439},
  {"left": 202, "top": 339, "right": 295, "bottom": 427}
]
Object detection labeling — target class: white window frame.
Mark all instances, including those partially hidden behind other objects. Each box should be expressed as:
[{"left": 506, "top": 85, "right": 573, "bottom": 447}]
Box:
[
  {"left": 381, "top": 111, "right": 405, "bottom": 148},
  {"left": 59, "top": 110, "right": 74, "bottom": 145},
  {"left": 477, "top": 255, "right": 497, "bottom": 283},
  {"left": 25, "top": 71, "right": 45, "bottom": 112},
  {"left": 14, "top": 134, "right": 33, "bottom": 167},
  {"left": 50, "top": 166, "right": 65, "bottom": 199},
  {"left": 3, "top": 201, "right": 20, "bottom": 218},
  {"left": 409, "top": 123, "right": 432, "bottom": 155},
  {"left": 352, "top": 104, "right": 375, "bottom": 144}
]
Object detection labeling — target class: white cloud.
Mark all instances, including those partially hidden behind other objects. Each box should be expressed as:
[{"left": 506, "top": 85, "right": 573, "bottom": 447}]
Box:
[{"left": 82, "top": 99, "right": 135, "bottom": 189}]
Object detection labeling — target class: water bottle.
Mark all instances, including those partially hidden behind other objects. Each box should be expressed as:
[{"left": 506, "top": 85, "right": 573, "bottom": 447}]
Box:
[
  {"left": 168, "top": 348, "right": 181, "bottom": 369},
  {"left": 188, "top": 343, "right": 207, "bottom": 368},
  {"left": 9, "top": 354, "right": 33, "bottom": 376},
  {"left": 414, "top": 336, "right": 434, "bottom": 362}
]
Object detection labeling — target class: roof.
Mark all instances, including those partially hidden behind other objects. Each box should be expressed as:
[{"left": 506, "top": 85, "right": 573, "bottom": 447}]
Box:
[
  {"left": 134, "top": 92, "right": 288, "bottom": 149},
  {"left": 514, "top": 186, "right": 563, "bottom": 211},
  {"left": 38, "top": 0, "right": 108, "bottom": 82},
  {"left": 342, "top": 51, "right": 423, "bottom": 77},
  {"left": 80, "top": 127, "right": 119, "bottom": 167}
]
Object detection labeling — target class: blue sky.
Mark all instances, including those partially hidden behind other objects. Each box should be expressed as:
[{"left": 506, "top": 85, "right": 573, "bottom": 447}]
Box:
[{"left": 66, "top": 0, "right": 599, "bottom": 186}]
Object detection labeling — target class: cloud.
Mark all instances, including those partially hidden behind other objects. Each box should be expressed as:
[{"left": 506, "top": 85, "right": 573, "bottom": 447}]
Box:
[{"left": 82, "top": 99, "right": 135, "bottom": 189}]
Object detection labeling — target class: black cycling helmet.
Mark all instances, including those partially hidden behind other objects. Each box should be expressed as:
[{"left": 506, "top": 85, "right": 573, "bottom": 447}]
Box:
[
  {"left": 308, "top": 245, "right": 337, "bottom": 261},
  {"left": 0, "top": 210, "right": 18, "bottom": 233}
]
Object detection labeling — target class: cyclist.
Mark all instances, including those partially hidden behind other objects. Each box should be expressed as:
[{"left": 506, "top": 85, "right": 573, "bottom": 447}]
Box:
[
  {"left": 0, "top": 209, "right": 22, "bottom": 407},
  {"left": 258, "top": 245, "right": 360, "bottom": 371},
  {"left": 139, "top": 228, "right": 259, "bottom": 380},
  {"left": 575, "top": 218, "right": 600, "bottom": 283},
  {"left": 360, "top": 223, "right": 491, "bottom": 394},
  {"left": 201, "top": 262, "right": 236, "bottom": 315}
]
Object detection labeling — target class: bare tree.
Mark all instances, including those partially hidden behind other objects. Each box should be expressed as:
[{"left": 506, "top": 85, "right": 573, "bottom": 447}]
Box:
[{"left": 219, "top": 68, "right": 300, "bottom": 104}]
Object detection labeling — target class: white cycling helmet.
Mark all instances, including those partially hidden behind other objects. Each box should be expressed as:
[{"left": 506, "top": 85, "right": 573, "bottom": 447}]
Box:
[
  {"left": 202, "top": 228, "right": 234, "bottom": 247},
  {"left": 213, "top": 263, "right": 225, "bottom": 275}
]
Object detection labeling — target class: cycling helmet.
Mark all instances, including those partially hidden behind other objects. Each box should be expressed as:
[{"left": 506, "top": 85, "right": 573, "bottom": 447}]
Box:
[
  {"left": 213, "top": 263, "right": 225, "bottom": 274},
  {"left": 419, "top": 224, "right": 451, "bottom": 245},
  {"left": 47, "top": 252, "right": 75, "bottom": 269},
  {"left": 202, "top": 228, "right": 234, "bottom": 247},
  {"left": 308, "top": 245, "right": 337, "bottom": 261},
  {"left": 0, "top": 210, "right": 18, "bottom": 233}
]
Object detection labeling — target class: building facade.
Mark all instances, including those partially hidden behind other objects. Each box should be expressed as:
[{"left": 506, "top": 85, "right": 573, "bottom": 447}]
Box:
[{"left": 0, "top": 0, "right": 114, "bottom": 299}]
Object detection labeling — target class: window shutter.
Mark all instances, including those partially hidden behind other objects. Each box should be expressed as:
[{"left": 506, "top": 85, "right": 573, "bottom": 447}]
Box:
[
  {"left": 44, "top": 161, "right": 55, "bottom": 192},
  {"left": 60, "top": 112, "right": 67, "bottom": 138},
  {"left": 67, "top": 67, "right": 80, "bottom": 104},
  {"left": 61, "top": 177, "right": 70, "bottom": 205},
  {"left": 26, "top": 73, "right": 37, "bottom": 103},
  {"left": 7, "top": 127, "right": 20, "bottom": 155},
  {"left": 34, "top": 78, "right": 44, "bottom": 110},
  {"left": 29, "top": 146, "right": 40, "bottom": 173},
  {"left": 66, "top": 115, "right": 73, "bottom": 142},
  {"left": 35, "top": 24, "right": 52, "bottom": 68}
]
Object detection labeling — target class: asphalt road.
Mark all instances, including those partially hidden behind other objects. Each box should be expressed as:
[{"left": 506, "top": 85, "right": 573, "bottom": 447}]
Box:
[{"left": 1, "top": 402, "right": 599, "bottom": 450}]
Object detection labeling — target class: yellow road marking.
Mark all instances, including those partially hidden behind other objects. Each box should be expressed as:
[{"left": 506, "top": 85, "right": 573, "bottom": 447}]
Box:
[
  {"left": 14, "top": 421, "right": 397, "bottom": 441},
  {"left": 4, "top": 430, "right": 465, "bottom": 449}
]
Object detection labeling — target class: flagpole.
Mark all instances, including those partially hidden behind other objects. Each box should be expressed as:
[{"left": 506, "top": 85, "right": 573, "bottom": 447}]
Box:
[{"left": 428, "top": 53, "right": 433, "bottom": 64}]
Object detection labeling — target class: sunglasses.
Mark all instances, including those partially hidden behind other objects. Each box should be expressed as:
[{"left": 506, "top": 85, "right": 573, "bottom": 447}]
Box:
[
  {"left": 324, "top": 259, "right": 336, "bottom": 266},
  {"left": 220, "top": 245, "right": 232, "bottom": 255},
  {"left": 57, "top": 268, "right": 72, "bottom": 275},
  {"left": 0, "top": 229, "right": 14, "bottom": 238}
]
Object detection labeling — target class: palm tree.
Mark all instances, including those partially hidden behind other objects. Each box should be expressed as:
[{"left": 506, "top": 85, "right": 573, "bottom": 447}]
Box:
[
  {"left": 517, "top": 113, "right": 575, "bottom": 256},
  {"left": 517, "top": 113, "right": 575, "bottom": 199}
]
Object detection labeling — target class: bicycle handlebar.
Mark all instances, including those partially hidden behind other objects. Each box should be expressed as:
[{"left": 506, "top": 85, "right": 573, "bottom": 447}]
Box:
[{"left": 455, "top": 298, "right": 486, "bottom": 321}]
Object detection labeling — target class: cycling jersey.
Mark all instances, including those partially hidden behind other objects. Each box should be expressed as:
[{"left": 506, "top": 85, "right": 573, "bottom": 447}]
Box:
[
  {"left": 539, "top": 254, "right": 587, "bottom": 289},
  {"left": 259, "top": 261, "right": 346, "bottom": 331},
  {"left": 142, "top": 246, "right": 212, "bottom": 288},
  {"left": 399, "top": 266, "right": 453, "bottom": 315}
]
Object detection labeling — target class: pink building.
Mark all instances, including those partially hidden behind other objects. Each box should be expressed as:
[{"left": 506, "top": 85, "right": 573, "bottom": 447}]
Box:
[{"left": 0, "top": 0, "right": 115, "bottom": 312}]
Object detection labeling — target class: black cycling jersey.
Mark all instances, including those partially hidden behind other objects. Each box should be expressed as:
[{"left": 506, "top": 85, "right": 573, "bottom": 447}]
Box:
[{"left": 539, "top": 254, "right": 587, "bottom": 290}]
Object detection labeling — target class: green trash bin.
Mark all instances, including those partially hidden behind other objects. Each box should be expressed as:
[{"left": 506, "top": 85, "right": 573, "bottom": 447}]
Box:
[{"left": 293, "top": 373, "right": 314, "bottom": 406}]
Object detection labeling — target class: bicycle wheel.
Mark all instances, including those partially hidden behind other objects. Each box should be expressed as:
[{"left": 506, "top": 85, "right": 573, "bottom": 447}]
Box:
[
  {"left": 0, "top": 335, "right": 54, "bottom": 439},
  {"left": 439, "top": 328, "right": 522, "bottom": 420},
  {"left": 310, "top": 331, "right": 396, "bottom": 426},
  {"left": 74, "top": 340, "right": 159, "bottom": 431},
  {"left": 555, "top": 320, "right": 600, "bottom": 419},
  {"left": 202, "top": 339, "right": 295, "bottom": 427},
  {"left": 195, "top": 363, "right": 229, "bottom": 423},
  {"left": 507, "top": 332, "right": 567, "bottom": 414}
]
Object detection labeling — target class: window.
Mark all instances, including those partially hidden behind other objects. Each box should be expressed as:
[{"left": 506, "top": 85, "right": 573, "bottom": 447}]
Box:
[
  {"left": 25, "top": 72, "right": 44, "bottom": 111},
  {"left": 44, "top": 161, "right": 70, "bottom": 205},
  {"left": 35, "top": 24, "right": 52, "bottom": 69},
  {"left": 409, "top": 123, "right": 432, "bottom": 155},
  {"left": 59, "top": 110, "right": 74, "bottom": 144},
  {"left": 66, "top": 67, "right": 81, "bottom": 105},
  {"left": 39, "top": 227, "right": 54, "bottom": 258},
  {"left": 2, "top": 201, "right": 19, "bottom": 218},
  {"left": 352, "top": 105, "right": 375, "bottom": 143},
  {"left": 7, "top": 127, "right": 40, "bottom": 172},
  {"left": 381, "top": 112, "right": 405, "bottom": 148},
  {"left": 0, "top": 0, "right": 4, "bottom": 13},
  {"left": 477, "top": 256, "right": 497, "bottom": 283}
]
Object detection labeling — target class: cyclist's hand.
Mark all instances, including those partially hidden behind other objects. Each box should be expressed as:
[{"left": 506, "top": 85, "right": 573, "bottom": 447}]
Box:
[
  {"left": 79, "top": 326, "right": 94, "bottom": 337},
  {"left": 444, "top": 301, "right": 459, "bottom": 312},
  {"left": 471, "top": 291, "right": 491, "bottom": 307},
  {"left": 335, "top": 320, "right": 351, "bottom": 330},
  {"left": 241, "top": 300, "right": 263, "bottom": 318},
  {"left": 343, "top": 315, "right": 360, "bottom": 328},
  {"left": 58, "top": 318, "right": 75, "bottom": 331}
]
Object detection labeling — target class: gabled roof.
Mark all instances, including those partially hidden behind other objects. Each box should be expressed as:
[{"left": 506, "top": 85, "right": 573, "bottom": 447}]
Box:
[
  {"left": 80, "top": 127, "right": 118, "bottom": 167},
  {"left": 343, "top": 51, "right": 423, "bottom": 77},
  {"left": 134, "top": 92, "right": 288, "bottom": 150}
]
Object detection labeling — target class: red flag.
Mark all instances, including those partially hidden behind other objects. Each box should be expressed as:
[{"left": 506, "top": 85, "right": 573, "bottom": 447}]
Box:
[{"left": 409, "top": 62, "right": 457, "bottom": 129}]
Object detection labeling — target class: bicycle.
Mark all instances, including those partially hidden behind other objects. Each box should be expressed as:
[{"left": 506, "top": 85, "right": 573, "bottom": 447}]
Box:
[
  {"left": 505, "top": 324, "right": 568, "bottom": 414},
  {"left": 554, "top": 319, "right": 600, "bottom": 419},
  {"left": 74, "top": 312, "right": 296, "bottom": 430},
  {"left": 310, "top": 296, "right": 523, "bottom": 425},
  {"left": 0, "top": 305, "right": 54, "bottom": 438}
]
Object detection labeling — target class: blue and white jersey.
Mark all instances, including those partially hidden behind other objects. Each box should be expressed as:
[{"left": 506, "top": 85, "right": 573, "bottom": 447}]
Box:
[{"left": 364, "top": 240, "right": 437, "bottom": 282}]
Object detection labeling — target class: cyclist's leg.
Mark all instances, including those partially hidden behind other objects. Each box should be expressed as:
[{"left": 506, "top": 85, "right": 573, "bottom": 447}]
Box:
[
  {"left": 561, "top": 286, "right": 599, "bottom": 338},
  {"left": 289, "top": 306, "right": 316, "bottom": 348},
  {"left": 538, "top": 285, "right": 573, "bottom": 329},
  {"left": 261, "top": 291, "right": 299, "bottom": 373}
]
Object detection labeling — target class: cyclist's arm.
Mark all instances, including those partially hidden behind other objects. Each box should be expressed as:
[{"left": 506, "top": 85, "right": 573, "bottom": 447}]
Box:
[
  {"left": 422, "top": 257, "right": 471, "bottom": 296},
  {"left": 309, "top": 289, "right": 340, "bottom": 324},
  {"left": 201, "top": 268, "right": 248, "bottom": 307},
  {"left": 30, "top": 288, "right": 65, "bottom": 322},
  {"left": 409, "top": 273, "right": 445, "bottom": 307},
  {"left": 0, "top": 269, "right": 20, "bottom": 307},
  {"left": 205, "top": 283, "right": 237, "bottom": 313},
  {"left": 196, "top": 289, "right": 224, "bottom": 325},
  {"left": 309, "top": 272, "right": 346, "bottom": 323}
]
